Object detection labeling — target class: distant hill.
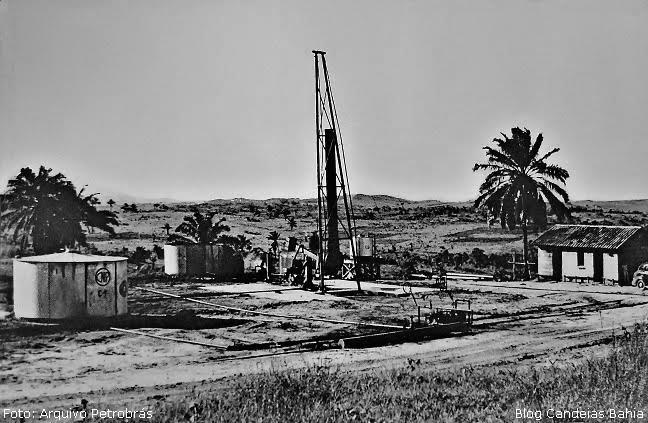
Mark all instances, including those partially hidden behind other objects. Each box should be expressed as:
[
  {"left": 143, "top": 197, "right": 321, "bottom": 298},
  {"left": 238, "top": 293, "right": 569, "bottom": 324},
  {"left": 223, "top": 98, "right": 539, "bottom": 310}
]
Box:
[
  {"left": 94, "top": 190, "right": 179, "bottom": 206},
  {"left": 352, "top": 194, "right": 411, "bottom": 208},
  {"left": 116, "top": 191, "right": 648, "bottom": 215},
  {"left": 350, "top": 194, "right": 473, "bottom": 209},
  {"left": 196, "top": 194, "right": 473, "bottom": 211},
  {"left": 572, "top": 199, "right": 648, "bottom": 214}
]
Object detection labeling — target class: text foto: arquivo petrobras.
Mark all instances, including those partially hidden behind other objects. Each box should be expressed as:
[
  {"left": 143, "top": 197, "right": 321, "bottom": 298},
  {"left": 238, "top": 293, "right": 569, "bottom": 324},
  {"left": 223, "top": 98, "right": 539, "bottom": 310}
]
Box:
[{"left": 3, "top": 407, "right": 154, "bottom": 421}]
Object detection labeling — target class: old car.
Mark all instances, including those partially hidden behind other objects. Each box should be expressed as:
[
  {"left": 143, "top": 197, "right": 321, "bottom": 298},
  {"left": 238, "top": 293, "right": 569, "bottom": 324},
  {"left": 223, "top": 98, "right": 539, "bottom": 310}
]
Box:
[{"left": 632, "top": 263, "right": 648, "bottom": 289}]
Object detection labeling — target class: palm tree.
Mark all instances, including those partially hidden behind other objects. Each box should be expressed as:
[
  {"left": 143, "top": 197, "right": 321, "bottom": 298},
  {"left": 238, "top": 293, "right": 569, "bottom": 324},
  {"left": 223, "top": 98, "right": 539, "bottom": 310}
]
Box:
[
  {"left": 0, "top": 166, "right": 118, "bottom": 254},
  {"left": 267, "top": 231, "right": 281, "bottom": 253},
  {"left": 107, "top": 199, "right": 116, "bottom": 211},
  {"left": 286, "top": 216, "right": 297, "bottom": 231},
  {"left": 473, "top": 127, "right": 571, "bottom": 278},
  {"left": 168, "top": 209, "right": 230, "bottom": 244},
  {"left": 236, "top": 234, "right": 252, "bottom": 252},
  {"left": 215, "top": 234, "right": 252, "bottom": 254}
]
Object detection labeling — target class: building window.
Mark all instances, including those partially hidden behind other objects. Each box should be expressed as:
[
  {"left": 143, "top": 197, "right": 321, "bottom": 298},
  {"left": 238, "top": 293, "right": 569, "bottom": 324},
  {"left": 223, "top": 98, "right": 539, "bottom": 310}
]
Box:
[{"left": 577, "top": 251, "right": 585, "bottom": 267}]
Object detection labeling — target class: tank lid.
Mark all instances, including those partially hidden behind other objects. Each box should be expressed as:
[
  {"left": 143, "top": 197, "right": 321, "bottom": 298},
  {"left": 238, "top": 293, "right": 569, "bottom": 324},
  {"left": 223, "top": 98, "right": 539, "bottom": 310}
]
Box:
[{"left": 16, "top": 252, "right": 127, "bottom": 263}]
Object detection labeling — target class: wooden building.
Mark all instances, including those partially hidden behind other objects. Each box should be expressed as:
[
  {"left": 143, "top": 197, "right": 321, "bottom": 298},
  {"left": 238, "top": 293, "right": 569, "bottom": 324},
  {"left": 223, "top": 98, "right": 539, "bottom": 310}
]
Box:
[{"left": 534, "top": 225, "right": 648, "bottom": 284}]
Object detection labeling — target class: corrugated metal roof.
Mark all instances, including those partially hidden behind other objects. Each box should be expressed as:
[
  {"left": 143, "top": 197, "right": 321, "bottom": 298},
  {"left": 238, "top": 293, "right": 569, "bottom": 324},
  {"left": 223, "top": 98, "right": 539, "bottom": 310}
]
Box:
[
  {"left": 533, "top": 225, "right": 644, "bottom": 250},
  {"left": 16, "top": 252, "right": 127, "bottom": 263}
]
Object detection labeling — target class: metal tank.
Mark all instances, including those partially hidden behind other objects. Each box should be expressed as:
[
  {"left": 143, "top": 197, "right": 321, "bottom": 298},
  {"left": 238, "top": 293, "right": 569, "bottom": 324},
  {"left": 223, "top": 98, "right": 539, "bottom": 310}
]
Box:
[
  {"left": 13, "top": 252, "right": 128, "bottom": 319},
  {"left": 350, "top": 235, "right": 376, "bottom": 257}
]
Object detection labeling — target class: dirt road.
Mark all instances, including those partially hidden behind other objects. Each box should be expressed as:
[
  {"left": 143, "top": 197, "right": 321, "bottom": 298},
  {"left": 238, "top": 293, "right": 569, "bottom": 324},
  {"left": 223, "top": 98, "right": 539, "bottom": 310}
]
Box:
[{"left": 2, "top": 279, "right": 647, "bottom": 411}]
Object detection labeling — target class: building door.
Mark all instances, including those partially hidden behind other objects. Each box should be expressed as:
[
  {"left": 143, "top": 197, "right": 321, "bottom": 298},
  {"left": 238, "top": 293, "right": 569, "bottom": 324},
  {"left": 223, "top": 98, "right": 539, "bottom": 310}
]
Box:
[
  {"left": 552, "top": 251, "right": 562, "bottom": 281},
  {"left": 593, "top": 252, "right": 603, "bottom": 282}
]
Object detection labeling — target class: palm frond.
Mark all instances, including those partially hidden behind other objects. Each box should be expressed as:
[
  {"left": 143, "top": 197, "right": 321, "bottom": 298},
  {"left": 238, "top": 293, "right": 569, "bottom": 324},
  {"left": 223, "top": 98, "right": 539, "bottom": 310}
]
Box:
[
  {"left": 533, "top": 147, "right": 560, "bottom": 165},
  {"left": 473, "top": 127, "right": 570, "bottom": 232},
  {"left": 528, "top": 133, "right": 543, "bottom": 164},
  {"left": 539, "top": 185, "right": 572, "bottom": 222}
]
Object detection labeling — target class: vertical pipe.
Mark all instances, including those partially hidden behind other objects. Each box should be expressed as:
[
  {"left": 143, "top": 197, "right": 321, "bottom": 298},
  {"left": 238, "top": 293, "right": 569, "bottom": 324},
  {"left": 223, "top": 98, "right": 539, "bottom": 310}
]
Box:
[{"left": 325, "top": 129, "right": 340, "bottom": 274}]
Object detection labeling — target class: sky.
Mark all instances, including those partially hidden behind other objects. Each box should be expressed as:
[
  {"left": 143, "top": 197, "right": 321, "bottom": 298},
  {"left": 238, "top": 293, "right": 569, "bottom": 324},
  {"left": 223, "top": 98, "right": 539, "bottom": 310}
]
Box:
[{"left": 1, "top": 0, "right": 647, "bottom": 203}]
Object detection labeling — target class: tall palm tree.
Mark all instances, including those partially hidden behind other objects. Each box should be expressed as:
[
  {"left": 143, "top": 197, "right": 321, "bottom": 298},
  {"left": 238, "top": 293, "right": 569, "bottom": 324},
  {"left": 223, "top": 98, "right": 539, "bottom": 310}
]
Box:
[
  {"left": 473, "top": 127, "right": 571, "bottom": 278},
  {"left": 0, "top": 166, "right": 118, "bottom": 254},
  {"left": 169, "top": 209, "right": 230, "bottom": 244},
  {"left": 267, "top": 231, "right": 281, "bottom": 253},
  {"left": 107, "top": 199, "right": 116, "bottom": 210}
]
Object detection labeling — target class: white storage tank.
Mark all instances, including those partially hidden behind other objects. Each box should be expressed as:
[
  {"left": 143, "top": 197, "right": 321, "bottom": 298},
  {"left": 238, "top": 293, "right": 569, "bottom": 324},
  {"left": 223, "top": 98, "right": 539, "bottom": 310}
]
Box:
[
  {"left": 13, "top": 252, "right": 128, "bottom": 319},
  {"left": 164, "top": 244, "right": 244, "bottom": 279}
]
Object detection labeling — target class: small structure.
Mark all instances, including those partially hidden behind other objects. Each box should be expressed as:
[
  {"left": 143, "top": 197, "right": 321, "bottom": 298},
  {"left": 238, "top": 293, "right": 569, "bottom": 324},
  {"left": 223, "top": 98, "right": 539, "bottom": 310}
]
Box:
[
  {"left": 164, "top": 244, "right": 243, "bottom": 279},
  {"left": 342, "top": 235, "right": 381, "bottom": 281},
  {"left": 13, "top": 252, "right": 128, "bottom": 319},
  {"left": 534, "top": 225, "right": 648, "bottom": 284}
]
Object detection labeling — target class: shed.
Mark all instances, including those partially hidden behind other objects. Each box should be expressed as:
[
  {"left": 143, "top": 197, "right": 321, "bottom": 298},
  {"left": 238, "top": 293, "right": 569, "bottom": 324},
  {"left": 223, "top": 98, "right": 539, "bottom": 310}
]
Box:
[
  {"left": 13, "top": 252, "right": 128, "bottom": 319},
  {"left": 533, "top": 225, "right": 648, "bottom": 284}
]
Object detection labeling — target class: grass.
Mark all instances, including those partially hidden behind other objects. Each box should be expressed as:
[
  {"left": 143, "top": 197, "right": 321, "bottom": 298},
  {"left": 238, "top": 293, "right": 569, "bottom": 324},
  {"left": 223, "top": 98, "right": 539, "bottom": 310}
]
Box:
[{"left": 99, "top": 327, "right": 648, "bottom": 423}]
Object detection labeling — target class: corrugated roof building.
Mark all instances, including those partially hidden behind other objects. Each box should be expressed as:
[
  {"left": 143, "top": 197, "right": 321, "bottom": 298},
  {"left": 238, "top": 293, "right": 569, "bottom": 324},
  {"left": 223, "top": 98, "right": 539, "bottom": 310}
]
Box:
[{"left": 534, "top": 225, "right": 648, "bottom": 284}]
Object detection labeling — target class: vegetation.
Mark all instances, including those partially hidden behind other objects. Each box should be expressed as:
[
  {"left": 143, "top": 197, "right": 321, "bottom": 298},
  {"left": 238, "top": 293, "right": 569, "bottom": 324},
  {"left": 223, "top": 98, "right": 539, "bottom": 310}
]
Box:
[
  {"left": 0, "top": 166, "right": 118, "bottom": 254},
  {"left": 214, "top": 234, "right": 252, "bottom": 254},
  {"left": 267, "top": 230, "right": 281, "bottom": 253},
  {"left": 168, "top": 209, "right": 230, "bottom": 244},
  {"left": 381, "top": 246, "right": 526, "bottom": 280},
  {"left": 473, "top": 127, "right": 571, "bottom": 278},
  {"left": 102, "top": 326, "right": 648, "bottom": 422},
  {"left": 127, "top": 246, "right": 156, "bottom": 265},
  {"left": 121, "top": 203, "right": 139, "bottom": 213},
  {"left": 266, "top": 202, "right": 294, "bottom": 219},
  {"left": 396, "top": 250, "right": 418, "bottom": 279}
]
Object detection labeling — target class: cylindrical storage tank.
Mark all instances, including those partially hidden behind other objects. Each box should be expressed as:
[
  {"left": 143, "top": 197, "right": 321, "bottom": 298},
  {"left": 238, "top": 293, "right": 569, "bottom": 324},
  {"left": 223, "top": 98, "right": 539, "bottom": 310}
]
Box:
[
  {"left": 163, "top": 244, "right": 186, "bottom": 275},
  {"left": 350, "top": 236, "right": 375, "bottom": 257},
  {"left": 13, "top": 252, "right": 128, "bottom": 319}
]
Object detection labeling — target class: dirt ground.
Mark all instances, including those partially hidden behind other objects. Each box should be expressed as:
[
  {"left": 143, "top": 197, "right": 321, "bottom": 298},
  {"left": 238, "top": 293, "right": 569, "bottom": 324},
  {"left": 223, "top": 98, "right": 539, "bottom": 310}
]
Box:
[{"left": 2, "top": 278, "right": 647, "bottom": 412}]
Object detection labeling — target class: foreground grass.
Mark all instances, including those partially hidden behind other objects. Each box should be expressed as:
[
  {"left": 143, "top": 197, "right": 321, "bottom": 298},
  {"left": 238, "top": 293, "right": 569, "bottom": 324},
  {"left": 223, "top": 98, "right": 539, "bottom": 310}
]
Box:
[{"left": 105, "top": 328, "right": 648, "bottom": 422}]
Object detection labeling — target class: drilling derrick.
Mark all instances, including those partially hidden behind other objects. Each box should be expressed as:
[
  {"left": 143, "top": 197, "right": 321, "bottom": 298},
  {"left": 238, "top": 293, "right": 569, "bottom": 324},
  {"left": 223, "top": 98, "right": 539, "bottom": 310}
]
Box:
[{"left": 313, "top": 50, "right": 360, "bottom": 291}]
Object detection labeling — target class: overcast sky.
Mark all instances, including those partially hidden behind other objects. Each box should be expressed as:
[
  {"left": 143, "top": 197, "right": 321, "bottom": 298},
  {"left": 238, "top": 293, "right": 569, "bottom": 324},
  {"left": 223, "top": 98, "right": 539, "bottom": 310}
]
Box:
[{"left": 1, "top": 0, "right": 647, "bottom": 202}]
